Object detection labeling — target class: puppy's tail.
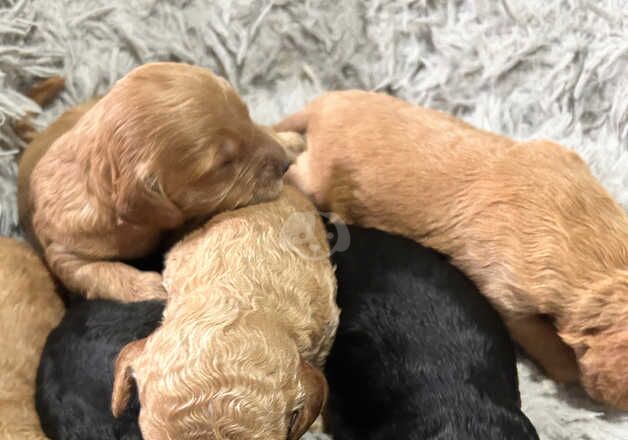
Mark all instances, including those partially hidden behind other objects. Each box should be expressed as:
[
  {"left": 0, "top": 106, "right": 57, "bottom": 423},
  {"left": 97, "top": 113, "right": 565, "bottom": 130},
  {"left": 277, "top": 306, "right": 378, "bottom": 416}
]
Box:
[
  {"left": 273, "top": 107, "right": 310, "bottom": 134},
  {"left": 14, "top": 76, "right": 65, "bottom": 143}
]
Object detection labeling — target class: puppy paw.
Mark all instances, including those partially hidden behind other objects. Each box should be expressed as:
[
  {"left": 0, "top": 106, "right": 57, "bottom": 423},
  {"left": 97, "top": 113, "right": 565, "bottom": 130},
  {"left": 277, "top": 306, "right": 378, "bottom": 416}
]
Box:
[
  {"left": 276, "top": 131, "right": 306, "bottom": 161},
  {"left": 133, "top": 271, "right": 168, "bottom": 301}
]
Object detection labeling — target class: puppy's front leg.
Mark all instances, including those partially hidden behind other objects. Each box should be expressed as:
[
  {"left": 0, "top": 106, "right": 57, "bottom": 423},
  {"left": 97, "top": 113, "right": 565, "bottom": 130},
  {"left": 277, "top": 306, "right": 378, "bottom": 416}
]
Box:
[
  {"left": 506, "top": 314, "right": 580, "bottom": 384},
  {"left": 285, "top": 151, "right": 314, "bottom": 197},
  {"left": 45, "top": 244, "right": 167, "bottom": 302}
]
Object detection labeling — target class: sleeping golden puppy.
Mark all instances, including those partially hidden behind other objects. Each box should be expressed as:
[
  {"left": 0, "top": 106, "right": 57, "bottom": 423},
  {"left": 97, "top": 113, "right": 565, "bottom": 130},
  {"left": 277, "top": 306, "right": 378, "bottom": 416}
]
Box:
[
  {"left": 275, "top": 90, "right": 628, "bottom": 410},
  {"left": 0, "top": 237, "right": 64, "bottom": 439},
  {"left": 110, "top": 185, "right": 339, "bottom": 439},
  {"left": 19, "top": 62, "right": 294, "bottom": 302}
]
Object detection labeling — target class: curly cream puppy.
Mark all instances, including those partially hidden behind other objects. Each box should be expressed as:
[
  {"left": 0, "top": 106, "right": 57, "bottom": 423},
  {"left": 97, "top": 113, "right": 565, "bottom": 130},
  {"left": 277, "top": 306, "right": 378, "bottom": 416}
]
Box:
[
  {"left": 275, "top": 90, "right": 628, "bottom": 410},
  {"left": 111, "top": 185, "right": 339, "bottom": 439},
  {"left": 0, "top": 237, "right": 64, "bottom": 439},
  {"left": 21, "top": 62, "right": 293, "bottom": 302}
]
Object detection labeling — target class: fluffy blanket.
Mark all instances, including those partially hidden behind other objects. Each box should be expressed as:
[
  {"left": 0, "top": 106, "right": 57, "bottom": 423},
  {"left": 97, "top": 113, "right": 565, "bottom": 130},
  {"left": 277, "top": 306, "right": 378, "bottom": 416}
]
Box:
[{"left": 0, "top": 0, "right": 626, "bottom": 438}]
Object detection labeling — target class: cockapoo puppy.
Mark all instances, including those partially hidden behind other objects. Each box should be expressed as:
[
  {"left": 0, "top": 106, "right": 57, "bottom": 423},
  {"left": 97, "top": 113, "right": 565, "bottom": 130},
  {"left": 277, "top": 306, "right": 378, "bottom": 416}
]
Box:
[
  {"left": 276, "top": 90, "right": 628, "bottom": 409},
  {"left": 111, "top": 185, "right": 339, "bottom": 440},
  {"left": 324, "top": 224, "right": 538, "bottom": 440},
  {"left": 0, "top": 237, "right": 64, "bottom": 439},
  {"left": 37, "top": 299, "right": 164, "bottom": 440},
  {"left": 20, "top": 62, "right": 295, "bottom": 302}
]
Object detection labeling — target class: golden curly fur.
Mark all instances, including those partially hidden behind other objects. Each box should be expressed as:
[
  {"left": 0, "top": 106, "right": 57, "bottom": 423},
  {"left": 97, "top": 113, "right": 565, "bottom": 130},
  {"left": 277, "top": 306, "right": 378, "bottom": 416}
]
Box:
[
  {"left": 0, "top": 237, "right": 64, "bottom": 439},
  {"left": 20, "top": 62, "right": 294, "bottom": 302},
  {"left": 275, "top": 90, "right": 628, "bottom": 410},
  {"left": 111, "top": 185, "right": 339, "bottom": 439},
  {"left": 18, "top": 98, "right": 99, "bottom": 248}
]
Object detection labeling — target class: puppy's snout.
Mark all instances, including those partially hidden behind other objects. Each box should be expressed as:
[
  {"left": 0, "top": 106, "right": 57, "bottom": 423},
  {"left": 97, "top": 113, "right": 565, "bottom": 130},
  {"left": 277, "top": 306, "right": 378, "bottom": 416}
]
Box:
[
  {"left": 270, "top": 158, "right": 291, "bottom": 177},
  {"left": 270, "top": 145, "right": 292, "bottom": 176}
]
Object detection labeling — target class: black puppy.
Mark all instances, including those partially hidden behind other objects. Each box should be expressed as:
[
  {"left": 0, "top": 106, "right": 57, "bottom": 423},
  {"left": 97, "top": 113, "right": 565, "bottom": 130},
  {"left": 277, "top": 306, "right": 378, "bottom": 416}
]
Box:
[
  {"left": 324, "top": 224, "right": 539, "bottom": 440},
  {"left": 36, "top": 299, "right": 164, "bottom": 440}
]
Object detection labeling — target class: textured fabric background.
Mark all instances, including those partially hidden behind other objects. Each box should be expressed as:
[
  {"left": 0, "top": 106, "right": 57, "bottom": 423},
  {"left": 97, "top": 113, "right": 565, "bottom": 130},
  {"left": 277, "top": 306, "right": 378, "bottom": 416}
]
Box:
[{"left": 0, "top": 0, "right": 626, "bottom": 438}]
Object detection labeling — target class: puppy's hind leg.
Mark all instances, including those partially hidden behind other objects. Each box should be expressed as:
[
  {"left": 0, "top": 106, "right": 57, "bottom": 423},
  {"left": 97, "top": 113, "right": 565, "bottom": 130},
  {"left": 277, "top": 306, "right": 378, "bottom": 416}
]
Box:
[
  {"left": 506, "top": 314, "right": 580, "bottom": 384},
  {"left": 45, "top": 244, "right": 167, "bottom": 302}
]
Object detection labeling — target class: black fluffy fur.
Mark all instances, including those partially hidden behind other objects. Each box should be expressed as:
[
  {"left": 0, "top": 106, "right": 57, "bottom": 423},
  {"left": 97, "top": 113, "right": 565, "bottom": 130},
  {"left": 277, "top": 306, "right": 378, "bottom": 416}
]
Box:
[
  {"left": 36, "top": 299, "right": 164, "bottom": 440},
  {"left": 325, "top": 224, "right": 539, "bottom": 440}
]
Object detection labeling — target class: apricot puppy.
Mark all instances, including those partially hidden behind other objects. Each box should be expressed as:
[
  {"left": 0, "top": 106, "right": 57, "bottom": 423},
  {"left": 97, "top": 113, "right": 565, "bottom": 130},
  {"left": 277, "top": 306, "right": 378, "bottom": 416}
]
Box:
[
  {"left": 111, "top": 186, "right": 339, "bottom": 439},
  {"left": 0, "top": 237, "right": 64, "bottom": 439},
  {"left": 20, "top": 62, "right": 293, "bottom": 302},
  {"left": 276, "top": 90, "right": 628, "bottom": 410}
]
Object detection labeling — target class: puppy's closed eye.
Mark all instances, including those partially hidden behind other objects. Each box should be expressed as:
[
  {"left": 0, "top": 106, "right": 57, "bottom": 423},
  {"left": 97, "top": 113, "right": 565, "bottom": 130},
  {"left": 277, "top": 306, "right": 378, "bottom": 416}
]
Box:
[
  {"left": 145, "top": 175, "right": 160, "bottom": 193},
  {"left": 217, "top": 157, "right": 236, "bottom": 169},
  {"left": 208, "top": 136, "right": 242, "bottom": 170}
]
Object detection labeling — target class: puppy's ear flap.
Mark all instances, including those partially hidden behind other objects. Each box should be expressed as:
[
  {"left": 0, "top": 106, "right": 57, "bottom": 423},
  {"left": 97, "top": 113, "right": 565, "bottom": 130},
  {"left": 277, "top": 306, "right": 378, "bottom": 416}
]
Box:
[
  {"left": 111, "top": 337, "right": 147, "bottom": 418},
  {"left": 115, "top": 172, "right": 184, "bottom": 230},
  {"left": 288, "top": 359, "right": 328, "bottom": 440}
]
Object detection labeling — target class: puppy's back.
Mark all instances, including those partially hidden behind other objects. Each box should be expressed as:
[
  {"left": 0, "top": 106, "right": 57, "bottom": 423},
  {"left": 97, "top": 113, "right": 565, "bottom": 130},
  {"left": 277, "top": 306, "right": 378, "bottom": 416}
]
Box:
[
  {"left": 325, "top": 225, "right": 538, "bottom": 440},
  {"left": 0, "top": 237, "right": 64, "bottom": 439},
  {"left": 18, "top": 99, "right": 99, "bottom": 246},
  {"left": 36, "top": 299, "right": 164, "bottom": 440},
  {"left": 163, "top": 185, "right": 338, "bottom": 369}
]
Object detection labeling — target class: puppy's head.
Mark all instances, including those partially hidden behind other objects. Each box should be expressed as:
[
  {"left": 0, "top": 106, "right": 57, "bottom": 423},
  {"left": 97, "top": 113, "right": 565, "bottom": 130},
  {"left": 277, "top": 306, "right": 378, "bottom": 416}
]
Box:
[
  {"left": 94, "top": 62, "right": 291, "bottom": 229},
  {"left": 159, "top": 123, "right": 294, "bottom": 224},
  {"left": 580, "top": 329, "right": 628, "bottom": 410},
  {"left": 111, "top": 318, "right": 327, "bottom": 439}
]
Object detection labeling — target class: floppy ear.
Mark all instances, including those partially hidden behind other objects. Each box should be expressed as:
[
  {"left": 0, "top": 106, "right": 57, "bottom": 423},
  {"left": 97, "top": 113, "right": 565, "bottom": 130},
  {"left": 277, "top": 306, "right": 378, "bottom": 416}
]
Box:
[
  {"left": 115, "top": 171, "right": 184, "bottom": 230},
  {"left": 288, "top": 359, "right": 328, "bottom": 440},
  {"left": 111, "top": 337, "right": 147, "bottom": 418}
]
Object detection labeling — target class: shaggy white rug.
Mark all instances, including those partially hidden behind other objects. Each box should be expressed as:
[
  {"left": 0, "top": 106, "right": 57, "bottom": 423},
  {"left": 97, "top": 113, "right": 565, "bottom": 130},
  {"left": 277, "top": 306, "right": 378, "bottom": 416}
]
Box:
[{"left": 1, "top": 0, "right": 626, "bottom": 439}]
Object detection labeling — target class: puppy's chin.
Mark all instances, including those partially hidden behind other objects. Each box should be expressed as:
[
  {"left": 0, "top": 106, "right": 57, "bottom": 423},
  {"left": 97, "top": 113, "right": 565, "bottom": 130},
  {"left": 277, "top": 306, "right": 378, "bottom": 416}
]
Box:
[{"left": 252, "top": 178, "right": 284, "bottom": 204}]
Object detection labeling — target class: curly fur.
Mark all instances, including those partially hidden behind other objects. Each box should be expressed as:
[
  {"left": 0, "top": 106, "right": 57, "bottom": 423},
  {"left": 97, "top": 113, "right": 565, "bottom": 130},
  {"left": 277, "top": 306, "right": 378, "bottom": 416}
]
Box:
[
  {"left": 325, "top": 224, "right": 538, "bottom": 440},
  {"left": 276, "top": 90, "right": 628, "bottom": 410},
  {"left": 0, "top": 237, "right": 64, "bottom": 439},
  {"left": 36, "top": 299, "right": 164, "bottom": 440},
  {"left": 111, "top": 185, "right": 339, "bottom": 440},
  {"left": 20, "top": 61, "right": 293, "bottom": 302}
]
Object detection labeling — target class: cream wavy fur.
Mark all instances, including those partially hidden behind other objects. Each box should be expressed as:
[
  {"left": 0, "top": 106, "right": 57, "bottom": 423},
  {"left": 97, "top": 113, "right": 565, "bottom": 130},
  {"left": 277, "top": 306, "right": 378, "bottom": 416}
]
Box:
[{"left": 111, "top": 185, "right": 339, "bottom": 440}]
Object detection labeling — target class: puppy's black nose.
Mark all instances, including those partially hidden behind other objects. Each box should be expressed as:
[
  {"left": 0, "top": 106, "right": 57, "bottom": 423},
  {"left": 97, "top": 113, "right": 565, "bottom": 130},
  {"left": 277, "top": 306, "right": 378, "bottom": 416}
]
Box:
[{"left": 280, "top": 160, "right": 292, "bottom": 175}]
